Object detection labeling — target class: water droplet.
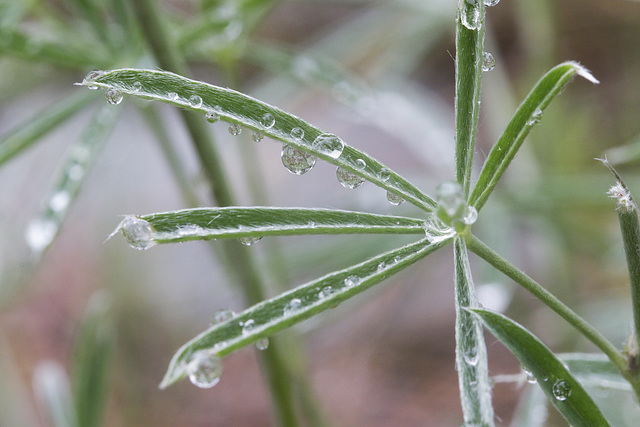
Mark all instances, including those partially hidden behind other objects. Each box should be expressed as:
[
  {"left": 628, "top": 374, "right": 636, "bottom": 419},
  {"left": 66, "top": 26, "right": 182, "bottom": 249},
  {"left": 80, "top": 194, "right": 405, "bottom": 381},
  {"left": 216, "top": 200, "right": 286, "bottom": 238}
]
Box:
[
  {"left": 206, "top": 111, "right": 220, "bottom": 123},
  {"left": 284, "top": 298, "right": 302, "bottom": 316},
  {"left": 67, "top": 165, "right": 84, "bottom": 181},
  {"left": 256, "top": 338, "right": 269, "bottom": 351},
  {"left": 25, "top": 219, "right": 57, "bottom": 253},
  {"left": 336, "top": 167, "right": 365, "bottom": 189},
  {"left": 526, "top": 108, "right": 543, "bottom": 126},
  {"left": 482, "top": 52, "right": 495, "bottom": 71},
  {"left": 484, "top": 0, "right": 500, "bottom": 6},
  {"left": 463, "top": 351, "right": 480, "bottom": 366},
  {"left": 228, "top": 124, "right": 242, "bottom": 135},
  {"left": 436, "top": 181, "right": 465, "bottom": 218},
  {"left": 189, "top": 95, "right": 203, "bottom": 108},
  {"left": 386, "top": 191, "right": 405, "bottom": 206},
  {"left": 49, "top": 191, "right": 70, "bottom": 212},
  {"left": 260, "top": 113, "right": 275, "bottom": 129},
  {"left": 344, "top": 276, "right": 359, "bottom": 287},
  {"left": 168, "top": 92, "right": 179, "bottom": 101},
  {"left": 377, "top": 262, "right": 387, "bottom": 272},
  {"left": 460, "top": 2, "right": 481, "bottom": 30},
  {"left": 119, "top": 216, "right": 155, "bottom": 250},
  {"left": 132, "top": 81, "right": 142, "bottom": 92},
  {"left": 290, "top": 127, "right": 304, "bottom": 141},
  {"left": 318, "top": 286, "right": 335, "bottom": 299},
  {"left": 241, "top": 319, "right": 255, "bottom": 335},
  {"left": 522, "top": 368, "right": 537, "bottom": 384},
  {"left": 462, "top": 206, "right": 478, "bottom": 225},
  {"left": 186, "top": 349, "right": 223, "bottom": 388},
  {"left": 552, "top": 380, "right": 572, "bottom": 401},
  {"left": 239, "top": 236, "right": 262, "bottom": 246},
  {"left": 251, "top": 131, "right": 264, "bottom": 143},
  {"left": 281, "top": 145, "right": 317, "bottom": 175},
  {"left": 378, "top": 168, "right": 391, "bottom": 182},
  {"left": 312, "top": 133, "right": 344, "bottom": 159},
  {"left": 105, "top": 88, "right": 123, "bottom": 105},
  {"left": 83, "top": 70, "right": 104, "bottom": 89},
  {"left": 355, "top": 159, "right": 366, "bottom": 169},
  {"left": 211, "top": 308, "right": 235, "bottom": 325}
]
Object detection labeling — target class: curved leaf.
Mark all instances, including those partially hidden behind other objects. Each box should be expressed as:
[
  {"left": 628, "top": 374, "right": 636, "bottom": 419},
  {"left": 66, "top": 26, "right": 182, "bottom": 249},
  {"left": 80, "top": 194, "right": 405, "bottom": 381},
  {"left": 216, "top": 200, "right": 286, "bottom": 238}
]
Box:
[
  {"left": 470, "top": 308, "right": 611, "bottom": 427},
  {"left": 559, "top": 353, "right": 631, "bottom": 391},
  {"left": 79, "top": 68, "right": 437, "bottom": 213},
  {"left": 469, "top": 62, "right": 599, "bottom": 211},
  {"left": 160, "top": 234, "right": 454, "bottom": 388}
]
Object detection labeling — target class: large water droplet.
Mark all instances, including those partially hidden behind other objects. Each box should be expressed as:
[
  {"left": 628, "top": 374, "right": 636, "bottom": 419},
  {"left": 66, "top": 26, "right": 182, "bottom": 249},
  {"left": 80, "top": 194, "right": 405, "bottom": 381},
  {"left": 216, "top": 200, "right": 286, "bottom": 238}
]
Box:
[
  {"left": 260, "top": 113, "right": 275, "bottom": 129},
  {"left": 284, "top": 298, "right": 302, "bottom": 316},
  {"left": 105, "top": 88, "right": 123, "bottom": 105},
  {"left": 290, "top": 127, "right": 304, "bottom": 141},
  {"left": 336, "top": 167, "right": 365, "bottom": 189},
  {"left": 83, "top": 70, "right": 104, "bottom": 89},
  {"left": 312, "top": 133, "right": 344, "bottom": 159},
  {"left": 251, "top": 131, "right": 264, "bottom": 143},
  {"left": 120, "top": 216, "right": 155, "bottom": 250},
  {"left": 49, "top": 191, "right": 70, "bottom": 212},
  {"left": 228, "top": 124, "right": 242, "bottom": 136},
  {"left": 241, "top": 319, "right": 255, "bottom": 335},
  {"left": 527, "top": 108, "right": 543, "bottom": 126},
  {"left": 460, "top": 4, "right": 481, "bottom": 30},
  {"left": 552, "top": 379, "right": 572, "bottom": 401},
  {"left": 281, "top": 145, "right": 317, "bottom": 175},
  {"left": 378, "top": 168, "right": 391, "bottom": 182},
  {"left": 484, "top": 0, "right": 500, "bottom": 6},
  {"left": 482, "top": 52, "right": 495, "bottom": 71},
  {"left": 25, "top": 219, "right": 57, "bottom": 253},
  {"left": 256, "top": 338, "right": 269, "bottom": 351},
  {"left": 206, "top": 111, "right": 220, "bottom": 123},
  {"left": 386, "top": 191, "right": 405, "bottom": 206},
  {"left": 239, "top": 236, "right": 262, "bottom": 246},
  {"left": 186, "top": 349, "right": 223, "bottom": 388},
  {"left": 211, "top": 308, "right": 235, "bottom": 325},
  {"left": 189, "top": 95, "right": 203, "bottom": 108}
]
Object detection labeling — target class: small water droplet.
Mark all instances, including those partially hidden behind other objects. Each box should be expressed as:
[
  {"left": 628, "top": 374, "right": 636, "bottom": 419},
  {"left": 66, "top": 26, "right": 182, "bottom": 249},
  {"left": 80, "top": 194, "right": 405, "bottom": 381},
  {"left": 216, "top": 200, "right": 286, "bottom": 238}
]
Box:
[
  {"left": 377, "top": 262, "right": 387, "bottom": 272},
  {"left": 119, "top": 216, "right": 155, "bottom": 250},
  {"left": 168, "top": 92, "right": 179, "bottom": 101},
  {"left": 386, "top": 191, "right": 405, "bottom": 206},
  {"left": 344, "top": 275, "right": 359, "bottom": 287},
  {"left": 526, "top": 108, "right": 543, "bottom": 126},
  {"left": 462, "top": 206, "right": 478, "bottom": 225},
  {"left": 552, "top": 380, "right": 572, "bottom": 401},
  {"left": 67, "top": 165, "right": 84, "bottom": 181},
  {"left": 290, "top": 127, "right": 304, "bottom": 141},
  {"left": 251, "top": 131, "right": 264, "bottom": 143},
  {"left": 256, "top": 338, "right": 269, "bottom": 351},
  {"left": 189, "top": 95, "right": 203, "bottom": 108},
  {"left": 336, "top": 167, "right": 365, "bottom": 189},
  {"left": 284, "top": 298, "right": 302, "bottom": 316},
  {"left": 463, "top": 351, "right": 480, "bottom": 366},
  {"left": 436, "top": 181, "right": 465, "bottom": 218},
  {"left": 132, "top": 81, "right": 142, "bottom": 92},
  {"left": 239, "top": 236, "right": 262, "bottom": 246},
  {"left": 484, "top": 0, "right": 500, "bottom": 6},
  {"left": 49, "top": 191, "right": 70, "bottom": 212},
  {"left": 83, "top": 70, "right": 104, "bottom": 89},
  {"left": 242, "top": 319, "right": 255, "bottom": 335},
  {"left": 378, "top": 168, "right": 391, "bottom": 182},
  {"left": 211, "top": 308, "right": 235, "bottom": 325},
  {"left": 25, "top": 219, "right": 57, "bottom": 253},
  {"left": 206, "top": 111, "right": 220, "bottom": 123},
  {"left": 281, "top": 145, "right": 317, "bottom": 175},
  {"left": 355, "top": 159, "right": 366, "bottom": 169},
  {"left": 260, "top": 113, "right": 275, "bottom": 129},
  {"left": 522, "top": 368, "right": 537, "bottom": 384},
  {"left": 482, "top": 52, "right": 495, "bottom": 71},
  {"left": 312, "top": 133, "right": 344, "bottom": 159},
  {"left": 228, "top": 124, "right": 242, "bottom": 136},
  {"left": 186, "top": 349, "right": 223, "bottom": 388},
  {"left": 105, "top": 88, "right": 123, "bottom": 105},
  {"left": 318, "top": 286, "right": 335, "bottom": 299}
]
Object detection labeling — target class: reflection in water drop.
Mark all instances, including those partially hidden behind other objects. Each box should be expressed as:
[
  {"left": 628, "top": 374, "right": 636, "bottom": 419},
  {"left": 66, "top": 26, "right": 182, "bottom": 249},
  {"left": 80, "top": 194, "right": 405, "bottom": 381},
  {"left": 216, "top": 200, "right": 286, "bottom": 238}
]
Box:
[
  {"left": 312, "top": 133, "right": 344, "bottom": 159},
  {"left": 105, "top": 88, "right": 123, "bottom": 105},
  {"left": 186, "top": 349, "right": 223, "bottom": 388},
  {"left": 281, "top": 145, "right": 317, "bottom": 175},
  {"left": 228, "top": 124, "right": 242, "bottom": 136},
  {"left": 336, "top": 167, "right": 365, "bottom": 189}
]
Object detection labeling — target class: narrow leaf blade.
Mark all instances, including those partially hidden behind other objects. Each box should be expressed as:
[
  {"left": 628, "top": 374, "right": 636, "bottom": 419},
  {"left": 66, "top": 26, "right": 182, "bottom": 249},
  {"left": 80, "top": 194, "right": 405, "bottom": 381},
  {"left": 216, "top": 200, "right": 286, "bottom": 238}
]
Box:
[
  {"left": 81, "top": 68, "right": 437, "bottom": 212},
  {"left": 32, "top": 361, "right": 78, "bottom": 427},
  {"left": 469, "top": 62, "right": 599, "bottom": 211},
  {"left": 160, "top": 234, "right": 454, "bottom": 388},
  {"left": 470, "top": 308, "right": 611, "bottom": 426}
]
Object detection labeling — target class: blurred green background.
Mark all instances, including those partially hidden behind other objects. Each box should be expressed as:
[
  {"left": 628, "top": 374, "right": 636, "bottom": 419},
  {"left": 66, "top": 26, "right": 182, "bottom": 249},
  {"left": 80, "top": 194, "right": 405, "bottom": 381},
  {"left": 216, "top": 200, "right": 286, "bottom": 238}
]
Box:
[{"left": 1, "top": 0, "right": 640, "bottom": 425}]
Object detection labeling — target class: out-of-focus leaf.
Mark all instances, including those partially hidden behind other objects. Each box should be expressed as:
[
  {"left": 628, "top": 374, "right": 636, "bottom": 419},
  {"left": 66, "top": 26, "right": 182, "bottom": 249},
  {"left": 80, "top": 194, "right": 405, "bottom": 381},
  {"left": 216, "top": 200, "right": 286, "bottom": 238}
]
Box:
[{"left": 32, "top": 361, "right": 77, "bottom": 427}]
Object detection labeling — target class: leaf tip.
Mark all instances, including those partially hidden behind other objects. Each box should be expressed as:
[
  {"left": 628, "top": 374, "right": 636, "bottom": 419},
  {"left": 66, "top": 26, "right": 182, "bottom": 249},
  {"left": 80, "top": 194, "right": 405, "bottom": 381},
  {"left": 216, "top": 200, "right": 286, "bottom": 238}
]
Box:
[{"left": 571, "top": 62, "right": 599, "bottom": 84}]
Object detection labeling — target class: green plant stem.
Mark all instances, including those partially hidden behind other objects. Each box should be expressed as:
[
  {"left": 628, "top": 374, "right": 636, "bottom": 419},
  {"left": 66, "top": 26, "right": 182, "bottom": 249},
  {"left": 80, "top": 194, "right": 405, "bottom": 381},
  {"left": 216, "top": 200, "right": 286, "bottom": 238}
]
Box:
[
  {"left": 618, "top": 206, "right": 640, "bottom": 363},
  {"left": 464, "top": 233, "right": 627, "bottom": 373},
  {"left": 131, "top": 1, "right": 301, "bottom": 426}
]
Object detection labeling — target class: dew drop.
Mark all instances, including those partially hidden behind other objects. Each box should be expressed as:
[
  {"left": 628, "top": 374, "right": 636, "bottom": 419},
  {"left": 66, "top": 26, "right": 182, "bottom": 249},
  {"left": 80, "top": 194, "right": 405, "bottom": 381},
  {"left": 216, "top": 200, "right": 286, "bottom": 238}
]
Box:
[
  {"left": 256, "top": 338, "right": 269, "bottom": 351},
  {"left": 189, "top": 95, "right": 203, "bottom": 108},
  {"left": 377, "top": 262, "right": 387, "bottom": 272},
  {"left": 228, "top": 124, "right": 242, "bottom": 136},
  {"left": 132, "top": 81, "right": 142, "bottom": 92},
  {"left": 482, "top": 52, "right": 496, "bottom": 72},
  {"left": 318, "top": 286, "right": 335, "bottom": 299},
  {"left": 312, "top": 133, "right": 344, "bottom": 159},
  {"left": 462, "top": 206, "right": 478, "bottom": 225},
  {"left": 355, "top": 159, "right": 366, "bottom": 169},
  {"left": 344, "top": 275, "right": 360, "bottom": 288},
  {"left": 105, "top": 88, "right": 123, "bottom": 105},
  {"left": 67, "top": 164, "right": 84, "bottom": 181},
  {"left": 251, "top": 131, "right": 264, "bottom": 143},
  {"left": 552, "top": 380, "right": 572, "bottom": 401},
  {"left": 460, "top": 4, "right": 481, "bottom": 30},
  {"left": 205, "top": 111, "right": 220, "bottom": 123},
  {"left": 260, "top": 113, "right": 275, "bottom": 129},
  {"left": 168, "top": 92, "right": 179, "bottom": 101},
  {"left": 284, "top": 298, "right": 302, "bottom": 316},
  {"left": 463, "top": 351, "right": 480, "bottom": 367},
  {"left": 49, "top": 191, "right": 70, "bottom": 212},
  {"left": 378, "top": 168, "right": 391, "bottom": 182},
  {"left": 211, "top": 308, "right": 235, "bottom": 325},
  {"left": 523, "top": 368, "right": 537, "bottom": 384},
  {"left": 527, "top": 108, "right": 543, "bottom": 126},
  {"left": 119, "top": 216, "right": 155, "bottom": 250},
  {"left": 186, "top": 349, "right": 223, "bottom": 389},
  {"left": 290, "top": 127, "right": 304, "bottom": 141},
  {"left": 386, "top": 191, "right": 405, "bottom": 206},
  {"left": 25, "top": 219, "right": 57, "bottom": 253},
  {"left": 336, "top": 167, "right": 365, "bottom": 189},
  {"left": 239, "top": 236, "right": 262, "bottom": 246},
  {"left": 435, "top": 181, "right": 465, "bottom": 217},
  {"left": 484, "top": 0, "right": 500, "bottom": 6},
  {"left": 241, "top": 319, "right": 255, "bottom": 335},
  {"left": 83, "top": 70, "right": 104, "bottom": 89},
  {"left": 281, "top": 145, "right": 317, "bottom": 175}
]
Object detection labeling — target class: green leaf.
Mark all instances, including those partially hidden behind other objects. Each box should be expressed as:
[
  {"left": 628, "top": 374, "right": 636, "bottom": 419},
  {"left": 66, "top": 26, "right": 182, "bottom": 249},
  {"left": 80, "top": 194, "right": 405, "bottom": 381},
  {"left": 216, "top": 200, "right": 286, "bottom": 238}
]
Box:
[
  {"left": 72, "top": 291, "right": 114, "bottom": 427},
  {"left": 559, "top": 353, "right": 631, "bottom": 391},
  {"left": 32, "top": 361, "right": 78, "bottom": 427},
  {"left": 469, "top": 62, "right": 599, "bottom": 211},
  {"left": 453, "top": 237, "right": 494, "bottom": 427},
  {"left": 470, "top": 308, "right": 611, "bottom": 427},
  {"left": 81, "top": 68, "right": 437, "bottom": 213},
  {"left": 0, "top": 91, "right": 96, "bottom": 168},
  {"left": 119, "top": 207, "right": 427, "bottom": 246},
  {"left": 455, "top": 0, "right": 485, "bottom": 196},
  {"left": 160, "top": 234, "right": 453, "bottom": 388}
]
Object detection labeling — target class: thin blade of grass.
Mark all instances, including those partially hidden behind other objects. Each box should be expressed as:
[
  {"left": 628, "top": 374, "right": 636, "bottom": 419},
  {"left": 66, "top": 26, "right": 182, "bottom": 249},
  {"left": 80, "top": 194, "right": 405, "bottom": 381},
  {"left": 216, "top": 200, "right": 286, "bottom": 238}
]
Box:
[
  {"left": 469, "top": 62, "right": 599, "bottom": 211},
  {"left": 470, "top": 308, "right": 611, "bottom": 427},
  {"left": 0, "top": 90, "right": 96, "bottom": 168},
  {"left": 160, "top": 234, "right": 454, "bottom": 388},
  {"left": 81, "top": 68, "right": 437, "bottom": 212},
  {"left": 454, "top": 237, "right": 494, "bottom": 426},
  {"left": 32, "top": 361, "right": 78, "bottom": 427}
]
